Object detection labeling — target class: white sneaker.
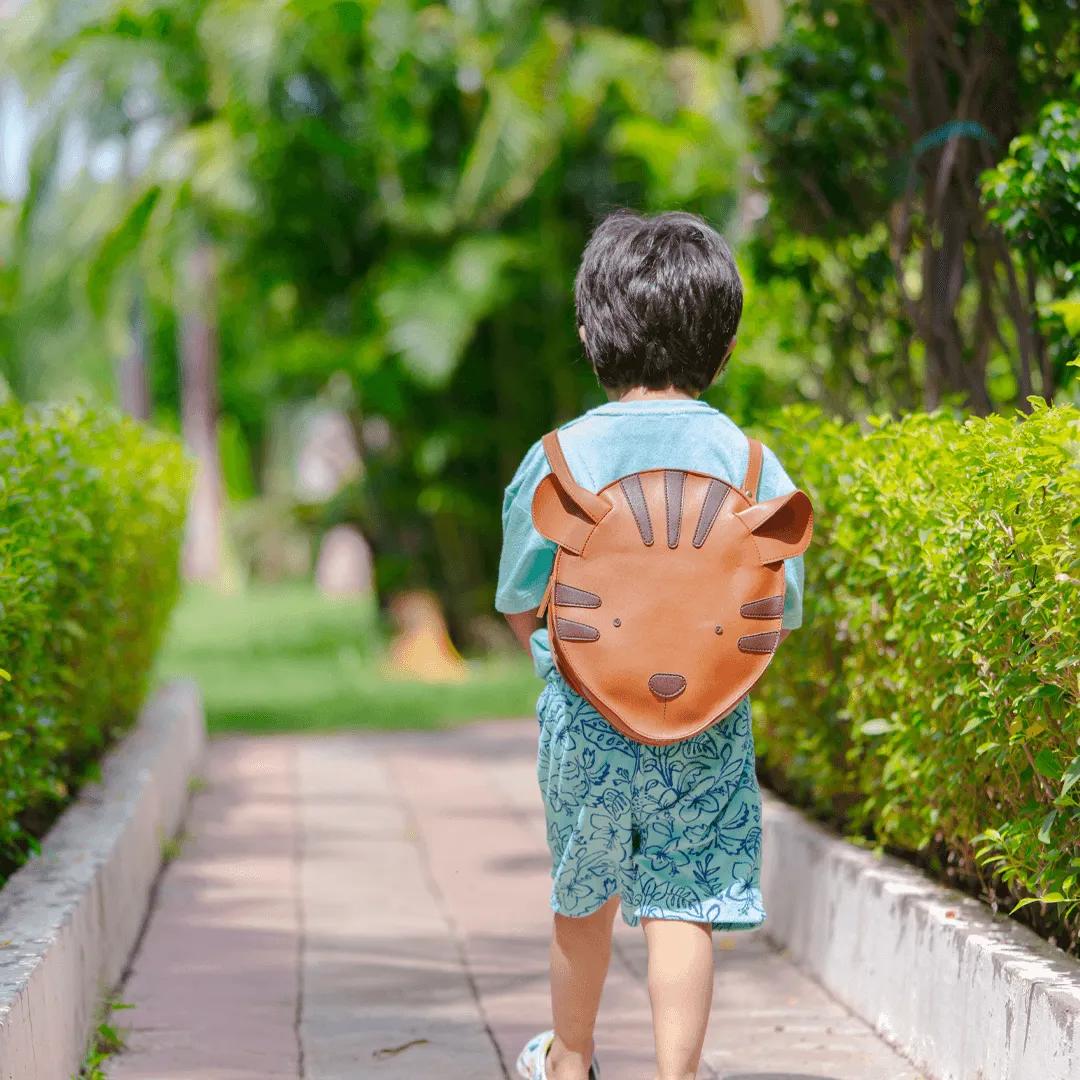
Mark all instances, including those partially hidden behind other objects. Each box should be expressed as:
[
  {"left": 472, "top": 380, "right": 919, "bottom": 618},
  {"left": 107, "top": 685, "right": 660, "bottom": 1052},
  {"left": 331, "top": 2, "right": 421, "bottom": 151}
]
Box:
[{"left": 515, "top": 1030, "right": 601, "bottom": 1080}]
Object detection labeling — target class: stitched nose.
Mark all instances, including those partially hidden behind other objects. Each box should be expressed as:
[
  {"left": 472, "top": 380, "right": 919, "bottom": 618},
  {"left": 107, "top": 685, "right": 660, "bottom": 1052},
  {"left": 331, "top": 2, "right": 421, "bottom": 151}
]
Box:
[{"left": 649, "top": 673, "right": 686, "bottom": 700}]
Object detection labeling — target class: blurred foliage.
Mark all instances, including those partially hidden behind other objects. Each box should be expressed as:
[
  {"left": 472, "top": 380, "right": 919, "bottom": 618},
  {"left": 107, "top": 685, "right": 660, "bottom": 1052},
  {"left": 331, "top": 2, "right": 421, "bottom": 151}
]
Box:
[
  {"left": 156, "top": 581, "right": 541, "bottom": 732},
  {"left": 0, "top": 0, "right": 773, "bottom": 636},
  {"left": 1, "top": 0, "right": 1079, "bottom": 636},
  {"left": 753, "top": 402, "right": 1080, "bottom": 948},
  {"left": 744, "top": 0, "right": 1080, "bottom": 415},
  {"left": 0, "top": 404, "right": 191, "bottom": 880},
  {"left": 983, "top": 99, "right": 1080, "bottom": 368},
  {"left": 984, "top": 100, "right": 1080, "bottom": 279}
]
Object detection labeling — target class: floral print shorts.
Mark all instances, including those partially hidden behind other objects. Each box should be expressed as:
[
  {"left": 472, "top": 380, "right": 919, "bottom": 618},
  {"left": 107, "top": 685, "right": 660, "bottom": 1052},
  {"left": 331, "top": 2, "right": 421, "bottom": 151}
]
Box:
[{"left": 536, "top": 674, "right": 766, "bottom": 931}]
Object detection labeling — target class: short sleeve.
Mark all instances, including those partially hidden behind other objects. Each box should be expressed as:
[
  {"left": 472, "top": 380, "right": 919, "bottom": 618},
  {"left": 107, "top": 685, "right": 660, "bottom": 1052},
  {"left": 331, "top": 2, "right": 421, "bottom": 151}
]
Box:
[
  {"left": 757, "top": 442, "right": 806, "bottom": 631},
  {"left": 495, "top": 441, "right": 557, "bottom": 614}
]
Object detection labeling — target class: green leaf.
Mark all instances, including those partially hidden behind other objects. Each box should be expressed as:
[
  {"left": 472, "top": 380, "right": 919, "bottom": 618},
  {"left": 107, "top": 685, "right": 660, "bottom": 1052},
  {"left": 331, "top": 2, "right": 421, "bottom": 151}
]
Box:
[
  {"left": 1049, "top": 299, "right": 1080, "bottom": 336},
  {"left": 1038, "top": 808, "right": 1058, "bottom": 844},
  {"left": 1010, "top": 897, "right": 1042, "bottom": 913},
  {"left": 1060, "top": 757, "right": 1080, "bottom": 799},
  {"left": 87, "top": 186, "right": 161, "bottom": 318},
  {"left": 1034, "top": 748, "right": 1064, "bottom": 781},
  {"left": 859, "top": 718, "right": 894, "bottom": 736}
]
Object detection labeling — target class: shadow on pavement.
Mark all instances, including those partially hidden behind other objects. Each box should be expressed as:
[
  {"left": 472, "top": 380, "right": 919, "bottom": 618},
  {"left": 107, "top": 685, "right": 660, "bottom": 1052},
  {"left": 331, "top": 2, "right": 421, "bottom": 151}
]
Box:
[{"left": 722, "top": 1075, "right": 843, "bottom": 1080}]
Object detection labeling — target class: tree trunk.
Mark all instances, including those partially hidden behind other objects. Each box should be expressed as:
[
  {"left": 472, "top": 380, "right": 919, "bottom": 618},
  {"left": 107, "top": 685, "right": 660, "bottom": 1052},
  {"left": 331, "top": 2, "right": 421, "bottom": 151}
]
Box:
[
  {"left": 996, "top": 244, "right": 1034, "bottom": 410},
  {"left": 118, "top": 293, "right": 151, "bottom": 421},
  {"left": 178, "top": 243, "right": 223, "bottom": 583},
  {"left": 879, "top": 0, "right": 1026, "bottom": 416},
  {"left": 1028, "top": 263, "right": 1053, "bottom": 403}
]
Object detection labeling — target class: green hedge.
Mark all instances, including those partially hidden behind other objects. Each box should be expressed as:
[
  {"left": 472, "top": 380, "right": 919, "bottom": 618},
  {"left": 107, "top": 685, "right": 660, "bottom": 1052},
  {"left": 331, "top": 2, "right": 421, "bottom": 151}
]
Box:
[
  {"left": 0, "top": 404, "right": 191, "bottom": 876},
  {"left": 755, "top": 401, "right": 1080, "bottom": 927}
]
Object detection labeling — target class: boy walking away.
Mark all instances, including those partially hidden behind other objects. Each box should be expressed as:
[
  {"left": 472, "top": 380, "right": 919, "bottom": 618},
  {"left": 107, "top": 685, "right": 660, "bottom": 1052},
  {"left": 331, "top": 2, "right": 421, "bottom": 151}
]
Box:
[{"left": 496, "top": 211, "right": 810, "bottom": 1080}]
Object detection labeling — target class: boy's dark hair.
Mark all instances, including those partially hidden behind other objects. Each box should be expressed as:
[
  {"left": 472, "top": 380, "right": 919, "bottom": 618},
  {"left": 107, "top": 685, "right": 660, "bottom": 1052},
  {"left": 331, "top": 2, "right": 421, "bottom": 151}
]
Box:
[{"left": 574, "top": 210, "right": 743, "bottom": 393}]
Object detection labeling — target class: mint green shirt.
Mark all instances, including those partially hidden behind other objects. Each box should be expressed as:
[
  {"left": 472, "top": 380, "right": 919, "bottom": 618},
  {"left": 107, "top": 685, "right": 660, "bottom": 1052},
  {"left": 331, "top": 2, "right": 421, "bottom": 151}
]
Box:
[{"left": 496, "top": 399, "right": 805, "bottom": 674}]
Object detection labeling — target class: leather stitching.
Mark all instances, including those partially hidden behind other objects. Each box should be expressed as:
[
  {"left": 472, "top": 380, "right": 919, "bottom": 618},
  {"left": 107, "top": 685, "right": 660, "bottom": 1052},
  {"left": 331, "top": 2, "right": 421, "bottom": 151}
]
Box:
[
  {"left": 692, "top": 480, "right": 729, "bottom": 548},
  {"left": 555, "top": 584, "right": 602, "bottom": 609},
  {"left": 557, "top": 617, "right": 600, "bottom": 642},
  {"left": 664, "top": 470, "right": 685, "bottom": 549},
  {"left": 543, "top": 431, "right": 609, "bottom": 524},
  {"left": 648, "top": 673, "right": 687, "bottom": 699},
  {"left": 620, "top": 474, "right": 654, "bottom": 546},
  {"left": 742, "top": 438, "right": 763, "bottom": 502},
  {"left": 737, "top": 631, "right": 780, "bottom": 654},
  {"left": 737, "top": 495, "right": 815, "bottom": 565},
  {"left": 740, "top": 595, "right": 784, "bottom": 619}
]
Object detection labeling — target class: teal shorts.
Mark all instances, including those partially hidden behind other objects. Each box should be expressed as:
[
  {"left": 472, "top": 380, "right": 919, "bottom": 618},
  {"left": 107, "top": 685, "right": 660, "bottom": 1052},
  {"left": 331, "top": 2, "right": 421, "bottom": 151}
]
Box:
[{"left": 536, "top": 673, "right": 766, "bottom": 931}]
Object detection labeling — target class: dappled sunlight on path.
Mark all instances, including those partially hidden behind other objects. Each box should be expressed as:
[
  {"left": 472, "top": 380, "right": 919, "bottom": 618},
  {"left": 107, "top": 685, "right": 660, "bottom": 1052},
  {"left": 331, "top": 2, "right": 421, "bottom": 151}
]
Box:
[{"left": 108, "top": 722, "right": 924, "bottom": 1080}]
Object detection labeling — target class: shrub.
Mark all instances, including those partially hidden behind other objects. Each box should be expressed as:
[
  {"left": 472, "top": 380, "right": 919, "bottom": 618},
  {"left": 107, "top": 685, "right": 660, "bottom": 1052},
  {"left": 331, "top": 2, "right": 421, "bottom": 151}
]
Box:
[
  {"left": 0, "top": 403, "right": 191, "bottom": 877},
  {"left": 754, "top": 401, "right": 1080, "bottom": 933}
]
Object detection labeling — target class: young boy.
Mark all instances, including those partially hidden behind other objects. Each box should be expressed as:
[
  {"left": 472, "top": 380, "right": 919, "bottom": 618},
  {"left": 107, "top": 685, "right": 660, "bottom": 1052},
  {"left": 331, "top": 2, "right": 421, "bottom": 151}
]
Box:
[{"left": 495, "top": 211, "right": 804, "bottom": 1080}]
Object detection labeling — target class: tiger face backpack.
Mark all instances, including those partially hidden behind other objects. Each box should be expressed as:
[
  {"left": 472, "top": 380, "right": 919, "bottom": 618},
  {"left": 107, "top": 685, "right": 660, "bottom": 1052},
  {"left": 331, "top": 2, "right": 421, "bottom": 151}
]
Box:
[{"left": 531, "top": 429, "right": 813, "bottom": 745}]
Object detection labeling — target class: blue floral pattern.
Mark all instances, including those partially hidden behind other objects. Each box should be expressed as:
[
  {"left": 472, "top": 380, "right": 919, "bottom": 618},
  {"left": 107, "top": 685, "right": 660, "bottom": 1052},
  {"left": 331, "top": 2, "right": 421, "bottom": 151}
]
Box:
[{"left": 536, "top": 675, "right": 766, "bottom": 931}]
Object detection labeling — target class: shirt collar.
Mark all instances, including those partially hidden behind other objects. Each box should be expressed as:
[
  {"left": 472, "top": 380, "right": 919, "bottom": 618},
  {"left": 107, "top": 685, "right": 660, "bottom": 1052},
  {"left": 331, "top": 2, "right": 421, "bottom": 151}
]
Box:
[{"left": 585, "top": 398, "right": 716, "bottom": 415}]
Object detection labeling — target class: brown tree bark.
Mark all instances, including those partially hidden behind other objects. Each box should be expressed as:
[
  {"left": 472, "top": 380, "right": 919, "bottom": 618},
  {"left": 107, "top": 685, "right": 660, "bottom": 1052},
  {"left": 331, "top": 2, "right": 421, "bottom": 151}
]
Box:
[
  {"left": 874, "top": 0, "right": 1032, "bottom": 416},
  {"left": 178, "top": 243, "right": 224, "bottom": 583}
]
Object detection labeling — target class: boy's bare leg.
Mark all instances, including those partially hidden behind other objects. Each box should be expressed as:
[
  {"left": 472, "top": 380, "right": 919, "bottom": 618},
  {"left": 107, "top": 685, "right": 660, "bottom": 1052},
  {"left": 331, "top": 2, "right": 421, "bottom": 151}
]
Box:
[
  {"left": 547, "top": 896, "right": 619, "bottom": 1080},
  {"left": 642, "top": 917, "right": 714, "bottom": 1080}
]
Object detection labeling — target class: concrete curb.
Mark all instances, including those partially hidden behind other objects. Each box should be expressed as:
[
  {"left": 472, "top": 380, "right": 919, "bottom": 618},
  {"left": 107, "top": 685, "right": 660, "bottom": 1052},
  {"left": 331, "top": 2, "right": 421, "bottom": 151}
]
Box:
[
  {"left": 0, "top": 680, "right": 205, "bottom": 1080},
  {"left": 761, "top": 791, "right": 1080, "bottom": 1080}
]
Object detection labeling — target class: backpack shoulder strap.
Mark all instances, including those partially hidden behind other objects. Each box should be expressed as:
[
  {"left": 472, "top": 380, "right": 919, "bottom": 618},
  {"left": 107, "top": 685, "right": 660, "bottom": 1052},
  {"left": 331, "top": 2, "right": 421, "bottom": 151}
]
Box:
[
  {"left": 541, "top": 429, "right": 609, "bottom": 524},
  {"left": 742, "top": 438, "right": 764, "bottom": 502}
]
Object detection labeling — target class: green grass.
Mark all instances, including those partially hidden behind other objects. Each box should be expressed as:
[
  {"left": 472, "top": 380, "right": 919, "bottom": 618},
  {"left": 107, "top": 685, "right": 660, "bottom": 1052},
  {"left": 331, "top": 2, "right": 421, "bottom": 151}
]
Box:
[
  {"left": 74, "top": 998, "right": 132, "bottom": 1080},
  {"left": 155, "top": 582, "right": 541, "bottom": 734}
]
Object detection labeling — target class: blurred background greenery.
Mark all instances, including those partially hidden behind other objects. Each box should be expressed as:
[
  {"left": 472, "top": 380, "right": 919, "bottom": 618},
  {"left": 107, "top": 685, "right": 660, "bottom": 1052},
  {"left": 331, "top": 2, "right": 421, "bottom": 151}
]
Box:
[
  {"left": 157, "top": 583, "right": 544, "bottom": 731},
  {"left": 0, "top": 0, "right": 1078, "bottom": 720}
]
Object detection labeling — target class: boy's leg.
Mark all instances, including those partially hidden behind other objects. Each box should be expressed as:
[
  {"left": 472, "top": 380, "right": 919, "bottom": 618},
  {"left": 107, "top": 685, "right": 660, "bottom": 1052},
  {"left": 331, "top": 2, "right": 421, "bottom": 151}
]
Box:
[
  {"left": 641, "top": 917, "right": 714, "bottom": 1080},
  {"left": 547, "top": 896, "right": 619, "bottom": 1080}
]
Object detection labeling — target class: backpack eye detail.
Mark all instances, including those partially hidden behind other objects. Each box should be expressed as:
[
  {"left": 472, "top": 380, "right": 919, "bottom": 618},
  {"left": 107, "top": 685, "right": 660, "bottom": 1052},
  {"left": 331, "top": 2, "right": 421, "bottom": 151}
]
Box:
[
  {"left": 613, "top": 618, "right": 621, "bottom": 627},
  {"left": 715, "top": 625, "right": 723, "bottom": 635}
]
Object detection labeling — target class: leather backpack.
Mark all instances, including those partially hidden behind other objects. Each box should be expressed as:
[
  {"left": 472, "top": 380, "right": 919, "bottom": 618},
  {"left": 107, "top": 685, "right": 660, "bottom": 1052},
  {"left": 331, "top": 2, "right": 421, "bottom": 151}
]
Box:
[{"left": 531, "top": 429, "right": 814, "bottom": 745}]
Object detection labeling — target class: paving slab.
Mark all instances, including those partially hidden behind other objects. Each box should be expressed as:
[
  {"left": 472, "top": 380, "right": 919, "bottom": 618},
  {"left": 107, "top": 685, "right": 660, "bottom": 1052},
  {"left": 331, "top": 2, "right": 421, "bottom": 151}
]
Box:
[
  {"left": 298, "top": 738, "right": 501, "bottom": 1080},
  {"left": 109, "top": 720, "right": 926, "bottom": 1080},
  {"left": 108, "top": 739, "right": 303, "bottom": 1080},
  {"left": 385, "top": 725, "right": 658, "bottom": 1079}
]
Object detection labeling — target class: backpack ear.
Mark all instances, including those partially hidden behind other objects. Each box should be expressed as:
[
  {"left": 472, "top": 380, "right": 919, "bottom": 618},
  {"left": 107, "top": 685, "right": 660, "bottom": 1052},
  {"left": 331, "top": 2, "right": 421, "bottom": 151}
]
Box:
[
  {"left": 736, "top": 489, "right": 814, "bottom": 564},
  {"left": 532, "top": 474, "right": 604, "bottom": 555}
]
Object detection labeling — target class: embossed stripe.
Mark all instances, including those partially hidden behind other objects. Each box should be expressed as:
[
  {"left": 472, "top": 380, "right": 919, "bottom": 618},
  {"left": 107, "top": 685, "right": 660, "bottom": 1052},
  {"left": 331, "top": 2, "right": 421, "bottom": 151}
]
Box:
[
  {"left": 664, "top": 470, "right": 685, "bottom": 549},
  {"left": 620, "top": 474, "right": 654, "bottom": 546},
  {"left": 556, "top": 617, "right": 600, "bottom": 642},
  {"left": 738, "top": 631, "right": 780, "bottom": 655},
  {"left": 740, "top": 595, "right": 785, "bottom": 619},
  {"left": 554, "top": 583, "right": 601, "bottom": 609},
  {"left": 692, "top": 480, "right": 729, "bottom": 548}
]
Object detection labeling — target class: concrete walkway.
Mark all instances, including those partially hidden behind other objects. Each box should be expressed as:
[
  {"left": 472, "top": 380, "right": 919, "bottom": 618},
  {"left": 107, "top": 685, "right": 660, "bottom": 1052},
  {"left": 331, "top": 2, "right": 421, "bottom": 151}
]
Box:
[{"left": 108, "top": 722, "right": 925, "bottom": 1080}]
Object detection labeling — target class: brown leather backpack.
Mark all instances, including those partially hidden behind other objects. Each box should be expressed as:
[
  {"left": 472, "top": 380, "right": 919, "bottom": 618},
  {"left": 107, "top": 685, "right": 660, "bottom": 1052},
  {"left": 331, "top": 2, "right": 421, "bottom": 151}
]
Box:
[{"left": 531, "top": 430, "right": 813, "bottom": 745}]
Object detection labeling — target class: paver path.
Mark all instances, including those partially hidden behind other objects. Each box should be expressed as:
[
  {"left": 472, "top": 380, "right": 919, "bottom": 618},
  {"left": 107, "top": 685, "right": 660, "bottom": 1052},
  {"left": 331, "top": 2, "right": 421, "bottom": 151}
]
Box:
[{"left": 109, "top": 721, "right": 925, "bottom": 1080}]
